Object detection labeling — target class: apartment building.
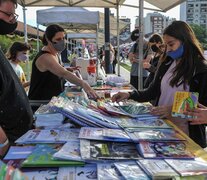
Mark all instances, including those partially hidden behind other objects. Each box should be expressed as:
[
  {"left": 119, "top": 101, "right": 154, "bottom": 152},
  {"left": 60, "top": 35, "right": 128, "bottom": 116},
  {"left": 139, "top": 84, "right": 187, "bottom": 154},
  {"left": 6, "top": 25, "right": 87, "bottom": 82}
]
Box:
[{"left": 180, "top": 0, "right": 207, "bottom": 29}]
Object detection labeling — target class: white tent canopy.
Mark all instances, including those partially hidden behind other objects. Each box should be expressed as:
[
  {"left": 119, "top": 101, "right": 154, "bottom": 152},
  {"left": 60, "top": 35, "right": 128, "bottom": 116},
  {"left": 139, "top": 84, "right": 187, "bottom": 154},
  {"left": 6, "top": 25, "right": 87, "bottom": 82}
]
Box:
[
  {"left": 67, "top": 33, "right": 96, "bottom": 39},
  {"left": 67, "top": 33, "right": 104, "bottom": 47},
  {"left": 17, "top": 0, "right": 125, "bottom": 7},
  {"left": 36, "top": 7, "right": 128, "bottom": 37},
  {"left": 144, "top": 0, "right": 186, "bottom": 12},
  {"left": 18, "top": 0, "right": 184, "bottom": 12},
  {"left": 37, "top": 7, "right": 99, "bottom": 31}
]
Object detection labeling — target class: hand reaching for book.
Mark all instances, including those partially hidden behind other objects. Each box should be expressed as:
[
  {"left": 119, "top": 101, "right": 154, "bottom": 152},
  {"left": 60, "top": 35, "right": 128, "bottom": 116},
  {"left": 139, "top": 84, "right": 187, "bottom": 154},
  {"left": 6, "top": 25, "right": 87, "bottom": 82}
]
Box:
[
  {"left": 82, "top": 82, "right": 99, "bottom": 100},
  {"left": 150, "top": 105, "right": 172, "bottom": 119},
  {"left": 111, "top": 92, "right": 130, "bottom": 103},
  {"left": 185, "top": 103, "right": 207, "bottom": 125}
]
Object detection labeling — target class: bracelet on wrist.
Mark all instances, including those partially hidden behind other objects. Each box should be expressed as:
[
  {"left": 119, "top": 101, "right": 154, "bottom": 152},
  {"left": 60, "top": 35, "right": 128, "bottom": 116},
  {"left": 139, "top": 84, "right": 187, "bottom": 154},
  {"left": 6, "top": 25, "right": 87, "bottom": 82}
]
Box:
[{"left": 0, "top": 139, "right": 9, "bottom": 148}]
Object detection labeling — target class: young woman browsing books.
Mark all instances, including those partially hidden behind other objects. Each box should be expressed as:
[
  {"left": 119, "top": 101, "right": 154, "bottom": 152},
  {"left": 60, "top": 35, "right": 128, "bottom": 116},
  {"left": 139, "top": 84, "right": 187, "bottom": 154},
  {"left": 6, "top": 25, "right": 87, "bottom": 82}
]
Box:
[{"left": 112, "top": 21, "right": 207, "bottom": 148}]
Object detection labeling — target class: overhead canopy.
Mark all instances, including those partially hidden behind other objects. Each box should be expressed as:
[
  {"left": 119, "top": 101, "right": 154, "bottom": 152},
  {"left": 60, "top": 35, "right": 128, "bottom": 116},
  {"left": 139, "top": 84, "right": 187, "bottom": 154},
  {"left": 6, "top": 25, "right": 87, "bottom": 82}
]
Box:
[
  {"left": 37, "top": 7, "right": 128, "bottom": 36},
  {"left": 18, "top": 0, "right": 184, "bottom": 12},
  {"left": 67, "top": 33, "right": 104, "bottom": 47},
  {"left": 18, "top": 0, "right": 125, "bottom": 7},
  {"left": 99, "top": 12, "right": 128, "bottom": 36},
  {"left": 67, "top": 33, "right": 96, "bottom": 39},
  {"left": 37, "top": 7, "right": 99, "bottom": 31},
  {"left": 17, "top": 0, "right": 125, "bottom": 7},
  {"left": 144, "top": 0, "right": 186, "bottom": 12}
]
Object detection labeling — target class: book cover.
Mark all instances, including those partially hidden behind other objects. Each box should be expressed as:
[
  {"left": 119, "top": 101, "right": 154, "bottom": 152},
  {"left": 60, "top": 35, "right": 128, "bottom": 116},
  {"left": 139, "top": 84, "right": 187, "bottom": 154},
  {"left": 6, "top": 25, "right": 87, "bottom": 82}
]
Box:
[
  {"left": 4, "top": 165, "right": 15, "bottom": 180},
  {"left": 137, "top": 141, "right": 195, "bottom": 159},
  {"left": 57, "top": 167, "right": 74, "bottom": 180},
  {"left": 126, "top": 128, "right": 185, "bottom": 142},
  {"left": 97, "top": 163, "right": 124, "bottom": 180},
  {"left": 0, "top": 161, "right": 8, "bottom": 179},
  {"left": 78, "top": 127, "right": 131, "bottom": 142},
  {"left": 15, "top": 129, "right": 80, "bottom": 144},
  {"left": 53, "top": 107, "right": 102, "bottom": 128},
  {"left": 22, "top": 144, "right": 85, "bottom": 167},
  {"left": 172, "top": 91, "right": 199, "bottom": 118},
  {"left": 0, "top": 160, "right": 27, "bottom": 180},
  {"left": 137, "top": 159, "right": 179, "bottom": 179},
  {"left": 75, "top": 164, "right": 97, "bottom": 180},
  {"left": 116, "top": 118, "right": 172, "bottom": 129},
  {"left": 102, "top": 128, "right": 131, "bottom": 142},
  {"left": 51, "top": 97, "right": 119, "bottom": 129},
  {"left": 57, "top": 164, "right": 97, "bottom": 180},
  {"left": 3, "top": 146, "right": 35, "bottom": 168},
  {"left": 97, "top": 101, "right": 130, "bottom": 117},
  {"left": 80, "top": 140, "right": 141, "bottom": 161},
  {"left": 118, "top": 102, "right": 151, "bottom": 117},
  {"left": 78, "top": 127, "right": 108, "bottom": 141},
  {"left": 34, "top": 113, "right": 65, "bottom": 128},
  {"left": 4, "top": 146, "right": 35, "bottom": 160},
  {"left": 74, "top": 106, "right": 120, "bottom": 129},
  {"left": 136, "top": 113, "right": 159, "bottom": 120},
  {"left": 53, "top": 140, "right": 83, "bottom": 162},
  {"left": 165, "top": 159, "right": 207, "bottom": 176},
  {"left": 11, "top": 168, "right": 28, "bottom": 180},
  {"left": 22, "top": 167, "right": 58, "bottom": 180},
  {"left": 114, "top": 161, "right": 149, "bottom": 180}
]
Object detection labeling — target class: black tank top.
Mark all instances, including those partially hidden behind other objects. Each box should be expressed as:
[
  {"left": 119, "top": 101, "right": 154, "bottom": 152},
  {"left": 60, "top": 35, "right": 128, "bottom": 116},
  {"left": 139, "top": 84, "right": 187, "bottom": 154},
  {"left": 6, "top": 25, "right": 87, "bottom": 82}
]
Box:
[{"left": 28, "top": 50, "right": 64, "bottom": 100}]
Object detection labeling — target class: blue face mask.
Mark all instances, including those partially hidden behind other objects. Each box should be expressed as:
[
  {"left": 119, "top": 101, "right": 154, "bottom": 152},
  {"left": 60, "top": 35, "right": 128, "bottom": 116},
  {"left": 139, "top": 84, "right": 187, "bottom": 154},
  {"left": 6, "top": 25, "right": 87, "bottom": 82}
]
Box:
[{"left": 167, "top": 44, "right": 184, "bottom": 60}]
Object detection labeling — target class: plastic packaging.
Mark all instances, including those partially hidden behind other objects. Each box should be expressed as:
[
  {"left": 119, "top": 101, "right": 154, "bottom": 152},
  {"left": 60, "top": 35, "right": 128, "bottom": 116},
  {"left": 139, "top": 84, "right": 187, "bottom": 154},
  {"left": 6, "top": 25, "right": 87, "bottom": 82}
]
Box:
[{"left": 87, "top": 59, "right": 97, "bottom": 86}]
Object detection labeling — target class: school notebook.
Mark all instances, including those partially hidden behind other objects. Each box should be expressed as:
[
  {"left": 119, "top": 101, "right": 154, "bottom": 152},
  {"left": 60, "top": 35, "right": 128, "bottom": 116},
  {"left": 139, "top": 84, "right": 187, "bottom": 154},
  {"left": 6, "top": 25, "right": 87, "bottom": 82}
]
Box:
[{"left": 172, "top": 91, "right": 199, "bottom": 118}]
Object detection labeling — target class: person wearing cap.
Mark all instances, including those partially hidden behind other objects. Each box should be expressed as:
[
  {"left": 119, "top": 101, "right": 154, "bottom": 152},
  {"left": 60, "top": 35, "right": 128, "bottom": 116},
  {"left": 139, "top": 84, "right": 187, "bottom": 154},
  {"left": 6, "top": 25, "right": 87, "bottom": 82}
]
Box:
[
  {"left": 0, "top": 0, "right": 34, "bottom": 154},
  {"left": 6, "top": 41, "right": 31, "bottom": 88},
  {"left": 128, "top": 29, "right": 152, "bottom": 89}
]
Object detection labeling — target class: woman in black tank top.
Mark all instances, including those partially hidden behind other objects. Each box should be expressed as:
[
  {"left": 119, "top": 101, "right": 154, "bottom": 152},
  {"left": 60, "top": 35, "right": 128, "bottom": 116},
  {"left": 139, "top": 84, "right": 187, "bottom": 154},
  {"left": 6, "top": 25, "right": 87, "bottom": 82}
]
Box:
[{"left": 28, "top": 24, "right": 97, "bottom": 102}]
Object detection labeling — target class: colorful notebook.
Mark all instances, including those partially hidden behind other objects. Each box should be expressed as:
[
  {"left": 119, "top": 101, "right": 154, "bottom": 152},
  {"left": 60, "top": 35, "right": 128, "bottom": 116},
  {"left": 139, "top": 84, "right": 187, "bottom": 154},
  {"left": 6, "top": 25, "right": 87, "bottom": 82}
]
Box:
[
  {"left": 137, "top": 141, "right": 195, "bottom": 159},
  {"left": 80, "top": 140, "right": 141, "bottom": 161},
  {"left": 172, "top": 91, "right": 199, "bottom": 118},
  {"left": 126, "top": 128, "right": 185, "bottom": 142},
  {"left": 22, "top": 144, "right": 85, "bottom": 167}
]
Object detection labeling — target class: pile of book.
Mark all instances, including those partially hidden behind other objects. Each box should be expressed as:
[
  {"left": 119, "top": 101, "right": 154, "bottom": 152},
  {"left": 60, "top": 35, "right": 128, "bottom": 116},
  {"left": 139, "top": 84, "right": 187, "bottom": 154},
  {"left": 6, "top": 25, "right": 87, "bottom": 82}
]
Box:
[
  {"left": 48, "top": 96, "right": 157, "bottom": 129},
  {"left": 2, "top": 122, "right": 206, "bottom": 179},
  {"left": 3, "top": 91, "right": 207, "bottom": 179}
]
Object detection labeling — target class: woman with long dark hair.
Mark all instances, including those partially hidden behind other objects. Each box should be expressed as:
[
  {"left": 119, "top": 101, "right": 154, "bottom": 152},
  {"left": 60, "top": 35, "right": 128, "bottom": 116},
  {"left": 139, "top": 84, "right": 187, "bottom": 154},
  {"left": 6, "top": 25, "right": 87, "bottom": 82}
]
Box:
[{"left": 112, "top": 21, "right": 207, "bottom": 148}]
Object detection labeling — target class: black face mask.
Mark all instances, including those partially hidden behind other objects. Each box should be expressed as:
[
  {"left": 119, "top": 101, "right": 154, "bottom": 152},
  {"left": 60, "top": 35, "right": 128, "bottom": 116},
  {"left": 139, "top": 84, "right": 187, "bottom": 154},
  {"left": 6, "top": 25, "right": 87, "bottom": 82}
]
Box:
[
  {"left": 0, "top": 20, "right": 17, "bottom": 35},
  {"left": 151, "top": 44, "right": 159, "bottom": 52}
]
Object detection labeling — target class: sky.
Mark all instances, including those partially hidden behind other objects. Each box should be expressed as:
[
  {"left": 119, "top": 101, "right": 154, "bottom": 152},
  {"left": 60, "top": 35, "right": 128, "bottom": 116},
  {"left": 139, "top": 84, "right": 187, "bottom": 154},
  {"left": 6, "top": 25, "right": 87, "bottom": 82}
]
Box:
[{"left": 15, "top": 2, "right": 180, "bottom": 31}]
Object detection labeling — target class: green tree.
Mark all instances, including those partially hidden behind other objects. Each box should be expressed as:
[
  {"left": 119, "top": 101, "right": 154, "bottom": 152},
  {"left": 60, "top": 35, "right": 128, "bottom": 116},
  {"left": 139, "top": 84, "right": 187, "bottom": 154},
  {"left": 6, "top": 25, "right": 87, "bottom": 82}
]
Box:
[
  {"left": 0, "top": 34, "right": 41, "bottom": 59},
  {"left": 190, "top": 24, "right": 207, "bottom": 49}
]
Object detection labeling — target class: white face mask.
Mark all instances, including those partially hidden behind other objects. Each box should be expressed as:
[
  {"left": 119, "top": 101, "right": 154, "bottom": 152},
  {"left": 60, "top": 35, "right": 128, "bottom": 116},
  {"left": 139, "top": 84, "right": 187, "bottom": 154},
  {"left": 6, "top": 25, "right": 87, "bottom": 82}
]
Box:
[{"left": 17, "top": 54, "right": 29, "bottom": 62}]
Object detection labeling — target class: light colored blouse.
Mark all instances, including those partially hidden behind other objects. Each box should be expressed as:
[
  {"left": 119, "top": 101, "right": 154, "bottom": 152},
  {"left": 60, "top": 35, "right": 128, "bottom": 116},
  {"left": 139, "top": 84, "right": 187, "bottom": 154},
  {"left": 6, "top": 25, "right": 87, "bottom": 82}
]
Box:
[{"left": 158, "top": 60, "right": 189, "bottom": 135}]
